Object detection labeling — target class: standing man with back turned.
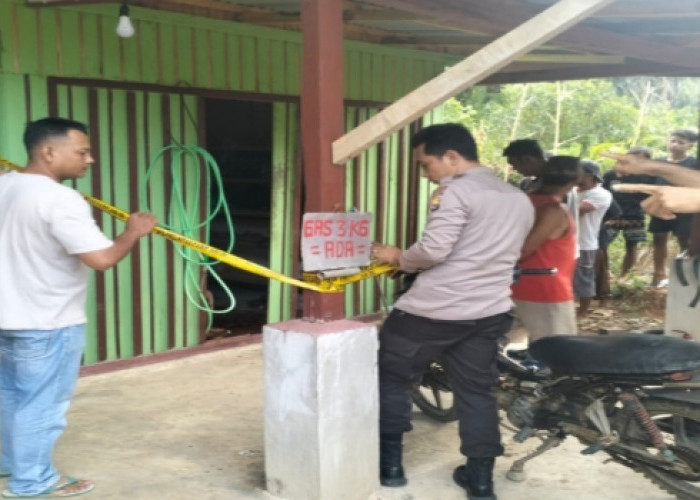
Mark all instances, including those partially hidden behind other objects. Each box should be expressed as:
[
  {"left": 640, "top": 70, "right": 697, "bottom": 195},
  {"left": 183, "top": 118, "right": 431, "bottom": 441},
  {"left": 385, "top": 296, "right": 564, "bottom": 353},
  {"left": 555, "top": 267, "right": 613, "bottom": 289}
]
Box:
[
  {"left": 372, "top": 123, "right": 534, "bottom": 500},
  {"left": 0, "top": 118, "right": 157, "bottom": 498}
]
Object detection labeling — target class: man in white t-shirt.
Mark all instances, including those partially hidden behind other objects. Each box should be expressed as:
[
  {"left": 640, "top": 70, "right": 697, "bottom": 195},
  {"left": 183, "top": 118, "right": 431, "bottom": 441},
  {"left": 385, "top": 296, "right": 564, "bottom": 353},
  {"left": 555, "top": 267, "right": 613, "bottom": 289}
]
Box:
[
  {"left": 574, "top": 160, "right": 612, "bottom": 317},
  {"left": 0, "top": 118, "right": 157, "bottom": 498}
]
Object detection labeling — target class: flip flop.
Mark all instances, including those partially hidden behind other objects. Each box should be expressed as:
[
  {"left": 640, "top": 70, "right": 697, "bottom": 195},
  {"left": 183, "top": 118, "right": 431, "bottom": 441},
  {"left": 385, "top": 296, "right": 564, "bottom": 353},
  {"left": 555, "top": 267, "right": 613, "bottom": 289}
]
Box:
[{"left": 2, "top": 477, "right": 94, "bottom": 498}]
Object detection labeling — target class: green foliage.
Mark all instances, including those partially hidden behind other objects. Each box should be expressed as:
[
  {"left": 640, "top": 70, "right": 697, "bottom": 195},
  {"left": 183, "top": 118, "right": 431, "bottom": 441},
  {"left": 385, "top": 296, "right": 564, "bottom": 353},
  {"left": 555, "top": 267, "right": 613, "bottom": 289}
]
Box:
[{"left": 447, "top": 77, "right": 700, "bottom": 176}]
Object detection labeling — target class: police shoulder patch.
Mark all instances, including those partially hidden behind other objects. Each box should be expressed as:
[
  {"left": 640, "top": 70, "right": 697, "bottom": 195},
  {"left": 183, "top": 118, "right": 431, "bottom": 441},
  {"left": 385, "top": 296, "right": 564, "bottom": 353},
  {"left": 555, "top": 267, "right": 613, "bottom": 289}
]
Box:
[{"left": 430, "top": 186, "right": 447, "bottom": 212}]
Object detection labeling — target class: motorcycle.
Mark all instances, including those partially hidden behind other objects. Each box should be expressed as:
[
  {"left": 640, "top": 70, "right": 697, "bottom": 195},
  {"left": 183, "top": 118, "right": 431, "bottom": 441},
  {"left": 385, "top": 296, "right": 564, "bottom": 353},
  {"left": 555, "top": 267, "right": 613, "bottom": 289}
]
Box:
[{"left": 412, "top": 333, "right": 700, "bottom": 499}]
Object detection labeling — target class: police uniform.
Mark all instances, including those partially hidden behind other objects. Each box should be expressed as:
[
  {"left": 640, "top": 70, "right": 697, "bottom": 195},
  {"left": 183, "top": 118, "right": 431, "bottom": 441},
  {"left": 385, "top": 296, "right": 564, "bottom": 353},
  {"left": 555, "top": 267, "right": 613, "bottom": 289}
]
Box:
[{"left": 378, "top": 166, "right": 535, "bottom": 458}]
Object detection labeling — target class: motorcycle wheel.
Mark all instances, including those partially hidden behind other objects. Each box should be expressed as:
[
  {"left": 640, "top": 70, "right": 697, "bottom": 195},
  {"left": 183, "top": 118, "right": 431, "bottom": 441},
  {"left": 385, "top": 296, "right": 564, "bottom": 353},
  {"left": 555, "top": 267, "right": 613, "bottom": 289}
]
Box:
[
  {"left": 411, "top": 361, "right": 458, "bottom": 422},
  {"left": 625, "top": 399, "right": 700, "bottom": 500}
]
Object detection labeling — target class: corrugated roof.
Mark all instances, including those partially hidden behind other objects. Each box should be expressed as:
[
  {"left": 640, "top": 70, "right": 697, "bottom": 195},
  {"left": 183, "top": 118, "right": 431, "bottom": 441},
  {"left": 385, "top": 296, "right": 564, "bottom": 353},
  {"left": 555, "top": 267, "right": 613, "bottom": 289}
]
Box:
[{"left": 27, "top": 0, "right": 700, "bottom": 83}]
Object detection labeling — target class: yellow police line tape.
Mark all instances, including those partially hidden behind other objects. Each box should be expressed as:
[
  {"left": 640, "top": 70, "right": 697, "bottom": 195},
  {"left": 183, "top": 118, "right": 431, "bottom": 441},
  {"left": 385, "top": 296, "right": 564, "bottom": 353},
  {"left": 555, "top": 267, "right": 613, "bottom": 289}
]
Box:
[{"left": 0, "top": 157, "right": 397, "bottom": 293}]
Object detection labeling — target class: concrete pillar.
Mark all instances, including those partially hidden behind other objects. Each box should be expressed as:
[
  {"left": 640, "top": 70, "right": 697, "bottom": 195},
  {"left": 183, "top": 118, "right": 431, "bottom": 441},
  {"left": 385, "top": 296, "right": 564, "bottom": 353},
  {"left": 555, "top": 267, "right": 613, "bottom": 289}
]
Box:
[{"left": 263, "top": 319, "right": 379, "bottom": 500}]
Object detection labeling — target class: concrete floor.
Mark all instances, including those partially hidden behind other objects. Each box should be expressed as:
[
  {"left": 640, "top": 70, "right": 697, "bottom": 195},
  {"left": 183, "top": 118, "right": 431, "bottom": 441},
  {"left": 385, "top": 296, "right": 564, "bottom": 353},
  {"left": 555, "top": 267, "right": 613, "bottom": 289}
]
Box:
[{"left": 35, "top": 340, "right": 677, "bottom": 499}]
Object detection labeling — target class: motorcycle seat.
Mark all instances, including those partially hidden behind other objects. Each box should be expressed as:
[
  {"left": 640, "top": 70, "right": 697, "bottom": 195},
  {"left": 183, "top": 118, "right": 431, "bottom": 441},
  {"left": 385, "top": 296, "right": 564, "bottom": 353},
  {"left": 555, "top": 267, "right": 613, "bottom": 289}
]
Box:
[{"left": 529, "top": 334, "right": 700, "bottom": 376}]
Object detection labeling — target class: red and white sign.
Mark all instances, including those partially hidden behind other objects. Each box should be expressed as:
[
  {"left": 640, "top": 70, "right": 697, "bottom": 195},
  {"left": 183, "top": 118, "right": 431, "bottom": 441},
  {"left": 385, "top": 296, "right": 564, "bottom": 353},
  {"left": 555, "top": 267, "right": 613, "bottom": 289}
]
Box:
[{"left": 301, "top": 212, "right": 372, "bottom": 271}]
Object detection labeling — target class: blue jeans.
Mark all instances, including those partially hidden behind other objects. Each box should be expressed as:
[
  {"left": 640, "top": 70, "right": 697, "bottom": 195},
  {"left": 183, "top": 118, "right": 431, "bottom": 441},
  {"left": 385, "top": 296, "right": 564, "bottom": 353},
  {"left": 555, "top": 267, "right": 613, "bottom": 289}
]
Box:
[{"left": 0, "top": 325, "right": 85, "bottom": 495}]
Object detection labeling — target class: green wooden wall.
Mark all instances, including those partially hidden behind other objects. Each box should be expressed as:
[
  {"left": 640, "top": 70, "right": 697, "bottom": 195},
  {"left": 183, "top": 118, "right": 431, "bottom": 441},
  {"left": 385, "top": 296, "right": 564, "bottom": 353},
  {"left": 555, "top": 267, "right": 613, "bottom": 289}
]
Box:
[{"left": 0, "top": 0, "right": 453, "bottom": 362}]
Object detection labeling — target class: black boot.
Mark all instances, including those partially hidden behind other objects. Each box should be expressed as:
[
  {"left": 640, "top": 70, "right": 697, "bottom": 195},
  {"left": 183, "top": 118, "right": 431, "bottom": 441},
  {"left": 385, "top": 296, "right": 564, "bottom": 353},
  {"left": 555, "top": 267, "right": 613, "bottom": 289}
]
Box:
[
  {"left": 453, "top": 457, "right": 496, "bottom": 500},
  {"left": 379, "top": 433, "right": 407, "bottom": 487}
]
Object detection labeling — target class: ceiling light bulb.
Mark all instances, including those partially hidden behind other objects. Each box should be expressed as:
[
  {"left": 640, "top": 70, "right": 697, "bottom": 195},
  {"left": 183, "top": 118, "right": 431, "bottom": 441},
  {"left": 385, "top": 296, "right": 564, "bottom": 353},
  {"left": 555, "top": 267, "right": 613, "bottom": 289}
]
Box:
[{"left": 116, "top": 3, "right": 135, "bottom": 38}]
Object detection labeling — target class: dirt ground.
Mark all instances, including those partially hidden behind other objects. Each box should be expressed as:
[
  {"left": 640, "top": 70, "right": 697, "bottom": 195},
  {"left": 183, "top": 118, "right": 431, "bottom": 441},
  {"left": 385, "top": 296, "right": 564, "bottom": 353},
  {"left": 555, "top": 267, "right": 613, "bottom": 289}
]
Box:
[
  {"left": 58, "top": 343, "right": 677, "bottom": 500},
  {"left": 570, "top": 238, "right": 675, "bottom": 336}
]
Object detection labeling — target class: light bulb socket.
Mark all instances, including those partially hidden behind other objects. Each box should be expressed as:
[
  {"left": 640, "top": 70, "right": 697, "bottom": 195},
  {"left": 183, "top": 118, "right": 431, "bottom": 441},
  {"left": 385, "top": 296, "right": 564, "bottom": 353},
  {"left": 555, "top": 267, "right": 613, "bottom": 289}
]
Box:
[{"left": 119, "top": 2, "right": 129, "bottom": 17}]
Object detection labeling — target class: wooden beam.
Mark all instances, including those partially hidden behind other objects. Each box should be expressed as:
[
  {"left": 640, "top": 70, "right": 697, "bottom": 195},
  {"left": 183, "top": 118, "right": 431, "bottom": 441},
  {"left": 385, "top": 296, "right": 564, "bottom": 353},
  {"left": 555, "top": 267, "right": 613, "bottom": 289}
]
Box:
[
  {"left": 301, "top": 0, "right": 345, "bottom": 319},
  {"left": 332, "top": 0, "right": 614, "bottom": 165}
]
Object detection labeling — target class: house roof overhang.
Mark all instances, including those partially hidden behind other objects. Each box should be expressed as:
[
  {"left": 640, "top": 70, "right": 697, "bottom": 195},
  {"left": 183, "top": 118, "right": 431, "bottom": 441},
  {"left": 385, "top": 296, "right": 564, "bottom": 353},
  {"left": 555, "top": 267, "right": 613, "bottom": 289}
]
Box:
[{"left": 25, "top": 0, "right": 700, "bottom": 83}]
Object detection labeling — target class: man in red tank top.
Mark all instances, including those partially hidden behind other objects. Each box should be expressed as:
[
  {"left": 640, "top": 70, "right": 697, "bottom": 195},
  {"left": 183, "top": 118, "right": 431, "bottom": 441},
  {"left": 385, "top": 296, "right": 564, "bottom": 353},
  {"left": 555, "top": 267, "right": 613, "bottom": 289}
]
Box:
[{"left": 511, "top": 156, "right": 581, "bottom": 340}]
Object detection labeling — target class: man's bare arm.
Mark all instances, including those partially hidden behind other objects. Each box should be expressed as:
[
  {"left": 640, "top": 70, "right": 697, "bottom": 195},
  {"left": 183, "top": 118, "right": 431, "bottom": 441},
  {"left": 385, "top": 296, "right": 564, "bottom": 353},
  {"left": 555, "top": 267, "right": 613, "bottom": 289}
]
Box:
[
  {"left": 79, "top": 212, "right": 158, "bottom": 271},
  {"left": 601, "top": 152, "right": 700, "bottom": 188},
  {"left": 613, "top": 184, "right": 700, "bottom": 219}
]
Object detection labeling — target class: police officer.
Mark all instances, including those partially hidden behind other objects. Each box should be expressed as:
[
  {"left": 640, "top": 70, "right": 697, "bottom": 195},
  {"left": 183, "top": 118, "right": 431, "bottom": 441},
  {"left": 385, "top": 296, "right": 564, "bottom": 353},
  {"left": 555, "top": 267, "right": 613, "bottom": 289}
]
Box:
[{"left": 372, "top": 123, "right": 534, "bottom": 500}]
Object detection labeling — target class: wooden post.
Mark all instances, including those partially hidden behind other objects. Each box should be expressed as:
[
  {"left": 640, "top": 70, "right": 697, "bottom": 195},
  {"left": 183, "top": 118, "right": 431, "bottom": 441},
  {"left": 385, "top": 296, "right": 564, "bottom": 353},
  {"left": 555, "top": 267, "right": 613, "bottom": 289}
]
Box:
[
  {"left": 300, "top": 0, "right": 345, "bottom": 320},
  {"left": 332, "top": 0, "right": 614, "bottom": 165}
]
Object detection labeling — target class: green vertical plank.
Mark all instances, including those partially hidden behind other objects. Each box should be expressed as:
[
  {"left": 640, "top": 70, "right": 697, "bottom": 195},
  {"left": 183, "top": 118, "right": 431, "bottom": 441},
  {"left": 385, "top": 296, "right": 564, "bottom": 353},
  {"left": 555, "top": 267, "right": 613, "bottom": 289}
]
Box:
[
  {"left": 240, "top": 36, "right": 257, "bottom": 92},
  {"left": 110, "top": 90, "right": 135, "bottom": 358},
  {"left": 383, "top": 133, "right": 399, "bottom": 302},
  {"left": 147, "top": 94, "right": 169, "bottom": 353},
  {"left": 192, "top": 29, "right": 210, "bottom": 88},
  {"left": 225, "top": 34, "right": 241, "bottom": 91},
  {"left": 283, "top": 103, "right": 299, "bottom": 319},
  {"left": 99, "top": 14, "right": 121, "bottom": 81},
  {"left": 134, "top": 91, "right": 153, "bottom": 355},
  {"left": 139, "top": 20, "right": 159, "bottom": 84},
  {"left": 16, "top": 6, "right": 39, "bottom": 75},
  {"left": 71, "top": 87, "right": 92, "bottom": 194},
  {"left": 400, "top": 126, "right": 412, "bottom": 249},
  {"left": 268, "top": 101, "right": 288, "bottom": 324},
  {"left": 209, "top": 30, "right": 226, "bottom": 89},
  {"left": 284, "top": 42, "right": 301, "bottom": 96},
  {"left": 269, "top": 39, "right": 285, "bottom": 95},
  {"left": 81, "top": 13, "right": 101, "bottom": 78},
  {"left": 58, "top": 9, "right": 81, "bottom": 77},
  {"left": 158, "top": 24, "right": 175, "bottom": 85},
  {"left": 362, "top": 109, "right": 379, "bottom": 312},
  {"left": 0, "top": 2, "right": 12, "bottom": 73},
  {"left": 183, "top": 94, "right": 202, "bottom": 347},
  {"left": 0, "top": 74, "right": 28, "bottom": 164},
  {"left": 168, "top": 94, "right": 185, "bottom": 348},
  {"left": 96, "top": 88, "right": 118, "bottom": 360},
  {"left": 343, "top": 107, "right": 358, "bottom": 316},
  {"left": 27, "top": 76, "right": 49, "bottom": 120},
  {"left": 345, "top": 50, "right": 361, "bottom": 100},
  {"left": 120, "top": 33, "right": 140, "bottom": 82},
  {"left": 256, "top": 38, "right": 272, "bottom": 94},
  {"left": 37, "top": 9, "right": 59, "bottom": 77},
  {"left": 360, "top": 53, "right": 373, "bottom": 100},
  {"left": 174, "top": 26, "right": 193, "bottom": 85},
  {"left": 371, "top": 53, "right": 382, "bottom": 102}
]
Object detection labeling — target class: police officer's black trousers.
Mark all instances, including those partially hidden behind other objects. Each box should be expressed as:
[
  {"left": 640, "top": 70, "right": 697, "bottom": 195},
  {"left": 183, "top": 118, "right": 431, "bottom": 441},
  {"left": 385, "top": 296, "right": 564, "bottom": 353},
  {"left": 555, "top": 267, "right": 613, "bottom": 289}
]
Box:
[{"left": 378, "top": 308, "right": 512, "bottom": 458}]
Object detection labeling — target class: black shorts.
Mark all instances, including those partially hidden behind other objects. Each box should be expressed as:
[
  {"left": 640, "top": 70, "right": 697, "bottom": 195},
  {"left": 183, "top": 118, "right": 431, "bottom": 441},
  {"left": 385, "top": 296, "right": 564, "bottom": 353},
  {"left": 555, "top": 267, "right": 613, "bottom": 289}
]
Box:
[{"left": 648, "top": 216, "right": 677, "bottom": 234}]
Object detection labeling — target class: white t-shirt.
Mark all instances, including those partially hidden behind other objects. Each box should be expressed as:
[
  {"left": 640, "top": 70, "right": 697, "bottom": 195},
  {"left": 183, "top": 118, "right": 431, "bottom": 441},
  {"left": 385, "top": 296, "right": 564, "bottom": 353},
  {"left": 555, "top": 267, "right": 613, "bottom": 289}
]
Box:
[
  {"left": 564, "top": 188, "right": 580, "bottom": 259},
  {"left": 0, "top": 172, "right": 112, "bottom": 329},
  {"left": 577, "top": 185, "right": 612, "bottom": 251}
]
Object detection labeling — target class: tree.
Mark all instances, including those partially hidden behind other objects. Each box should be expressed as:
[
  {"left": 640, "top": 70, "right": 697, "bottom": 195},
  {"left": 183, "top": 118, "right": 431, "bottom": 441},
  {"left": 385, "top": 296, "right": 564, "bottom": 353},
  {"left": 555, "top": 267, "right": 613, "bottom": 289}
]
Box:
[{"left": 446, "top": 77, "right": 700, "bottom": 178}]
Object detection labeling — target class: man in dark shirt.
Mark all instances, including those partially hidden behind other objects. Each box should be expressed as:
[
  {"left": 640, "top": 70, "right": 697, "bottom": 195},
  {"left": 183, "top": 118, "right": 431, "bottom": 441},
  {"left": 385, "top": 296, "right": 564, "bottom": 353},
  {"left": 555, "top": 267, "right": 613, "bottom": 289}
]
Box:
[
  {"left": 603, "top": 146, "right": 656, "bottom": 276},
  {"left": 647, "top": 129, "right": 698, "bottom": 287}
]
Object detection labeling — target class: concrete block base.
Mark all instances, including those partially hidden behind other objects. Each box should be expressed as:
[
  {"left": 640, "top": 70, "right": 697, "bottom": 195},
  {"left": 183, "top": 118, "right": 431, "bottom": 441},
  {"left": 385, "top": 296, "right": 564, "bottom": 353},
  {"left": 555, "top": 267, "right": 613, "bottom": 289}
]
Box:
[{"left": 263, "top": 319, "right": 379, "bottom": 500}]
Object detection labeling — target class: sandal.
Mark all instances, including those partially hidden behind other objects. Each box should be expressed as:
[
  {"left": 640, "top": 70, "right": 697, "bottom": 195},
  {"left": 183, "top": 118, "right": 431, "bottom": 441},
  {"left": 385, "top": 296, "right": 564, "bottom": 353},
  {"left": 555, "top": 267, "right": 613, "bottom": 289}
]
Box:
[{"left": 2, "top": 477, "right": 94, "bottom": 498}]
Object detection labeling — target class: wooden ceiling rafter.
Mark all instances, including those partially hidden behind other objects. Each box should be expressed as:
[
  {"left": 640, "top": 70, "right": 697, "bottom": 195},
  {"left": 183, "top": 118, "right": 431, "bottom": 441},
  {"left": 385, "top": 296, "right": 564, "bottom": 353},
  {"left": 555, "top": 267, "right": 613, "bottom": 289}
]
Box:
[
  {"left": 447, "top": 0, "right": 700, "bottom": 69},
  {"left": 24, "top": 0, "right": 700, "bottom": 78},
  {"left": 597, "top": 0, "right": 700, "bottom": 19},
  {"left": 357, "top": 0, "right": 700, "bottom": 70},
  {"left": 482, "top": 61, "right": 697, "bottom": 85}
]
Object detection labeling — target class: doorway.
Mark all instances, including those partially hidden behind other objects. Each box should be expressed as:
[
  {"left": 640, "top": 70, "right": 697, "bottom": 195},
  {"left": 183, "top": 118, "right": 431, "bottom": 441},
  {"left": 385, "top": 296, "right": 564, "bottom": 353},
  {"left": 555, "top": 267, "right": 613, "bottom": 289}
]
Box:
[{"left": 204, "top": 98, "right": 273, "bottom": 336}]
